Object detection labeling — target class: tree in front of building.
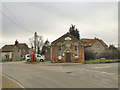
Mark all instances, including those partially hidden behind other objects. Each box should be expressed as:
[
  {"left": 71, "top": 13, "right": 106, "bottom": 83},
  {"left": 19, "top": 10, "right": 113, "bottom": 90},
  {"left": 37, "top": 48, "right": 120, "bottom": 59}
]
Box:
[
  {"left": 99, "top": 45, "right": 118, "bottom": 59},
  {"left": 69, "top": 24, "right": 80, "bottom": 40},
  {"left": 40, "top": 39, "right": 50, "bottom": 55},
  {"left": 29, "top": 32, "right": 43, "bottom": 54},
  {"left": 84, "top": 50, "right": 96, "bottom": 60}
]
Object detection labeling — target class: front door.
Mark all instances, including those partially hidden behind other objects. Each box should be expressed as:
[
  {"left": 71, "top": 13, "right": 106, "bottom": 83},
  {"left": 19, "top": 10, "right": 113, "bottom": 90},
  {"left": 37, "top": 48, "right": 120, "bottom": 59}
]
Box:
[{"left": 66, "top": 53, "right": 71, "bottom": 62}]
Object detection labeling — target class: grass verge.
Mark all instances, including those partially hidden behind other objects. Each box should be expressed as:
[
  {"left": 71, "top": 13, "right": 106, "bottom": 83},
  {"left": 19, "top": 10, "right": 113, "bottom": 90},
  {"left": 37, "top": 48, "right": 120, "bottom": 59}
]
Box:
[
  {"left": 25, "top": 61, "right": 40, "bottom": 64},
  {"left": 84, "top": 59, "right": 120, "bottom": 64}
]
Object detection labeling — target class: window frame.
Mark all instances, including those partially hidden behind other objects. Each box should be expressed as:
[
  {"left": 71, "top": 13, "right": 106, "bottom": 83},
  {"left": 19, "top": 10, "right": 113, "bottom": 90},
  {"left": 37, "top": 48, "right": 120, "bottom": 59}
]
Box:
[
  {"left": 58, "top": 44, "right": 62, "bottom": 56},
  {"left": 75, "top": 44, "right": 78, "bottom": 57}
]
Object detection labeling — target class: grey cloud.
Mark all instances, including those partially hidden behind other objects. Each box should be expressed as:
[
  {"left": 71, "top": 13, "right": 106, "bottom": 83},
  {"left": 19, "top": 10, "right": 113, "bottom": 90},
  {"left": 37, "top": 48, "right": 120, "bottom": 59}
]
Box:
[{"left": 1, "top": 2, "right": 118, "bottom": 48}]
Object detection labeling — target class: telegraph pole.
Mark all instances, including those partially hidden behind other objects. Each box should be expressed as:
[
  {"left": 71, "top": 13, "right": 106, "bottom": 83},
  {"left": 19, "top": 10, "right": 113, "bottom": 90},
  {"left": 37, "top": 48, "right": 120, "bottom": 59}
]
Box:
[{"left": 34, "top": 32, "right": 37, "bottom": 53}]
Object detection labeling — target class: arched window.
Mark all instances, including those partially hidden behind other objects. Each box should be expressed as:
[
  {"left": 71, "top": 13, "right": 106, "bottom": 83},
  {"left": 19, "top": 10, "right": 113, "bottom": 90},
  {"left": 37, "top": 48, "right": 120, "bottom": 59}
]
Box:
[
  {"left": 58, "top": 45, "right": 62, "bottom": 56},
  {"left": 66, "top": 49, "right": 70, "bottom": 53}
]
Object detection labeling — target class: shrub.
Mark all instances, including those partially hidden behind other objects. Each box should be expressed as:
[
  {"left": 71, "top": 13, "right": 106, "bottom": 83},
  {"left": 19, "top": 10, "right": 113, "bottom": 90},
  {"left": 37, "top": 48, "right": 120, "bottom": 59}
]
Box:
[{"left": 84, "top": 50, "right": 96, "bottom": 60}]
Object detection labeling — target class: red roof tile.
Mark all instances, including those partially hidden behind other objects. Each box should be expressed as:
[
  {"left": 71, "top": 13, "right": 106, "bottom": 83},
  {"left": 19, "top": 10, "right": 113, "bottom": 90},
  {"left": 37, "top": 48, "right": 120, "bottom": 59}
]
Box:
[{"left": 81, "top": 38, "right": 107, "bottom": 47}]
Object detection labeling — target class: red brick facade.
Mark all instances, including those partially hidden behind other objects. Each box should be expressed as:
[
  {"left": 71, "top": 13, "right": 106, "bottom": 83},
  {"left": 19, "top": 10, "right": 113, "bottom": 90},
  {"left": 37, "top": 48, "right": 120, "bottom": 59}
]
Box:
[{"left": 51, "top": 33, "right": 85, "bottom": 63}]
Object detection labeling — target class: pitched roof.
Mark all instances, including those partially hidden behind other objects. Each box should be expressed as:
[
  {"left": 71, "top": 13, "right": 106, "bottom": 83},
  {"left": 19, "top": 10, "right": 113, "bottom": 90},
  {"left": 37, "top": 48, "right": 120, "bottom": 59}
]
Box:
[
  {"left": 51, "top": 33, "right": 70, "bottom": 44},
  {"left": 81, "top": 38, "right": 107, "bottom": 47},
  {"left": 1, "top": 43, "right": 28, "bottom": 52},
  {"left": 17, "top": 43, "right": 28, "bottom": 48},
  {"left": 1, "top": 45, "right": 15, "bottom": 52},
  {"left": 51, "top": 32, "right": 84, "bottom": 45}
]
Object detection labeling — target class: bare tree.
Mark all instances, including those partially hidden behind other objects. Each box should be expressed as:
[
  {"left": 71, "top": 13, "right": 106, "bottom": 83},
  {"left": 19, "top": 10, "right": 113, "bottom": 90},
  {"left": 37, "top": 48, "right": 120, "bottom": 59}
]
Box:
[
  {"left": 29, "top": 32, "right": 43, "bottom": 53},
  {"left": 36, "top": 35, "right": 43, "bottom": 54},
  {"left": 29, "top": 37, "right": 34, "bottom": 49}
]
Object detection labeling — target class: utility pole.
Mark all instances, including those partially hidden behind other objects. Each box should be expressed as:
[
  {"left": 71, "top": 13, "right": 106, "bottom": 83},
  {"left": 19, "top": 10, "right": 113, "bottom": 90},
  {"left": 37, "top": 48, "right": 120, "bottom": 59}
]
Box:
[
  {"left": 34, "top": 32, "right": 37, "bottom": 53},
  {"left": 29, "top": 32, "right": 43, "bottom": 54}
]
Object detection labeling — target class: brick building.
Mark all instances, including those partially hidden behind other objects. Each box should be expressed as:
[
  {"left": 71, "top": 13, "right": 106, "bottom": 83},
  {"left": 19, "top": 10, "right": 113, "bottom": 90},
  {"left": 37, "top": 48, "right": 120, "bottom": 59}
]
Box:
[
  {"left": 81, "top": 37, "right": 108, "bottom": 57},
  {"left": 51, "top": 33, "right": 85, "bottom": 63}
]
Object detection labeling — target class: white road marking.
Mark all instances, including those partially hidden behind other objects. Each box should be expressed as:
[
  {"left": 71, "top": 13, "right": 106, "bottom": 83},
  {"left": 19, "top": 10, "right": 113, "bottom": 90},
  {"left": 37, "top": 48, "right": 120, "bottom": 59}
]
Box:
[
  {"left": 85, "top": 70, "right": 90, "bottom": 72},
  {"left": 94, "top": 66, "right": 111, "bottom": 69},
  {"left": 79, "top": 68, "right": 118, "bottom": 78}
]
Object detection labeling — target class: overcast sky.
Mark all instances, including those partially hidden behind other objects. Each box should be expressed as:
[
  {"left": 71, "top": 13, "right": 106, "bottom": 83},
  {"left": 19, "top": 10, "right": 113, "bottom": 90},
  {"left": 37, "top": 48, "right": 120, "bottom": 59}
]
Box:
[{"left": 1, "top": 2, "right": 118, "bottom": 48}]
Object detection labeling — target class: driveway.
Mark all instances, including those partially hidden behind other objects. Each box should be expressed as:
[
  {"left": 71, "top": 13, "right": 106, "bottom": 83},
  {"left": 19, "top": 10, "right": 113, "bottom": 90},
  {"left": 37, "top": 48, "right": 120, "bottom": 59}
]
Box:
[{"left": 2, "top": 61, "right": 119, "bottom": 88}]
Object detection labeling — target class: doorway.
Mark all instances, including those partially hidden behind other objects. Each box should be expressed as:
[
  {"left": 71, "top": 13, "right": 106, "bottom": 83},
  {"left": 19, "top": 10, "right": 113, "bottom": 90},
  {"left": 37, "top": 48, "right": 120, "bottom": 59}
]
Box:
[{"left": 65, "top": 53, "right": 71, "bottom": 62}]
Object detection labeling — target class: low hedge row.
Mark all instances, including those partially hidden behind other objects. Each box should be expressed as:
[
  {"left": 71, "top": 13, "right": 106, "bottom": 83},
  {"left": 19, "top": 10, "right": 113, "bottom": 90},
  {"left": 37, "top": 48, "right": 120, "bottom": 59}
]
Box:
[{"left": 84, "top": 59, "right": 120, "bottom": 64}]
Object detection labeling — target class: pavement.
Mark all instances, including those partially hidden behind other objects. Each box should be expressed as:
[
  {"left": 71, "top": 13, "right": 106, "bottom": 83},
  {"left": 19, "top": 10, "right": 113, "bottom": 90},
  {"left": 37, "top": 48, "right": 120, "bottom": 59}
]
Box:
[
  {"left": 2, "top": 74, "right": 22, "bottom": 88},
  {"left": 0, "top": 62, "right": 23, "bottom": 89},
  {"left": 2, "top": 61, "right": 119, "bottom": 88}
]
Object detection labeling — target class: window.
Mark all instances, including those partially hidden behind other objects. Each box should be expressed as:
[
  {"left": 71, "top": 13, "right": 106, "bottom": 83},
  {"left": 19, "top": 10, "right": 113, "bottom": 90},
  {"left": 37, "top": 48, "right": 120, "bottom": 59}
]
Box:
[
  {"left": 22, "top": 49, "right": 25, "bottom": 52},
  {"left": 37, "top": 55, "right": 41, "bottom": 57},
  {"left": 66, "top": 43, "right": 71, "bottom": 48},
  {"left": 66, "top": 49, "right": 70, "bottom": 53},
  {"left": 75, "top": 45, "right": 78, "bottom": 56},
  {"left": 58, "top": 45, "right": 62, "bottom": 56},
  {"left": 97, "top": 45, "right": 99, "bottom": 49},
  {"left": 5, "top": 55, "right": 9, "bottom": 59}
]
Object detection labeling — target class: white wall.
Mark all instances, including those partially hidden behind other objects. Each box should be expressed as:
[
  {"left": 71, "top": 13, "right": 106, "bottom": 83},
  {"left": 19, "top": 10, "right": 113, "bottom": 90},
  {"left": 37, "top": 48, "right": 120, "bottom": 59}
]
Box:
[{"left": 1, "top": 52, "right": 13, "bottom": 60}]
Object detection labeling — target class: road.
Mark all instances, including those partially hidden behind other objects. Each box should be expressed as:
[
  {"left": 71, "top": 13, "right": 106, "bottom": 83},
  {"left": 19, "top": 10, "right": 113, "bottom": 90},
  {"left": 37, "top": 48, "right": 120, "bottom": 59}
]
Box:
[{"left": 2, "top": 62, "right": 119, "bottom": 88}]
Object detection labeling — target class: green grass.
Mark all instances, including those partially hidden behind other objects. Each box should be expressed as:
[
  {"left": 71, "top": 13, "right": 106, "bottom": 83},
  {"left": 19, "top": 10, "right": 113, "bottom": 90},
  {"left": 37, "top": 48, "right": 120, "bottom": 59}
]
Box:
[
  {"left": 84, "top": 59, "right": 120, "bottom": 64},
  {"left": 25, "top": 61, "right": 40, "bottom": 64}
]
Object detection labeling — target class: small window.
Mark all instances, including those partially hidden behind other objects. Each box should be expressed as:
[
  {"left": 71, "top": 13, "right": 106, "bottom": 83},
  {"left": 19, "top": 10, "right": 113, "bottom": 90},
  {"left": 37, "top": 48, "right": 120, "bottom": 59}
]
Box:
[
  {"left": 22, "top": 49, "right": 25, "bottom": 52},
  {"left": 5, "top": 55, "right": 9, "bottom": 59},
  {"left": 66, "top": 43, "right": 71, "bottom": 48},
  {"left": 97, "top": 45, "right": 99, "bottom": 49}
]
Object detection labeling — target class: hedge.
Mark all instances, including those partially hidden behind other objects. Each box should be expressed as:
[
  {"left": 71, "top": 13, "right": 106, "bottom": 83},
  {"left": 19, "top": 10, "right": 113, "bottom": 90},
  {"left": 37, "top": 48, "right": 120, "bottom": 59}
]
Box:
[{"left": 84, "top": 59, "right": 120, "bottom": 64}]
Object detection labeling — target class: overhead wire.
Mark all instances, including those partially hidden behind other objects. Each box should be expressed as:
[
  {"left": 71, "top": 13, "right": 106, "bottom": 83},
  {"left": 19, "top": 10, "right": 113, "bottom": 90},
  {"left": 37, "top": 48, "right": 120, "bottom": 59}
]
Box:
[
  {"left": 2, "top": 4, "right": 34, "bottom": 34},
  {"left": 0, "top": 10, "right": 33, "bottom": 46}
]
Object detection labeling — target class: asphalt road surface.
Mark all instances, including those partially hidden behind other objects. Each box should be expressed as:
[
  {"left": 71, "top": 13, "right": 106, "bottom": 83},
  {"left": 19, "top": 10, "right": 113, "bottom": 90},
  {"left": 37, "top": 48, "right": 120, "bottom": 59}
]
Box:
[{"left": 2, "top": 62, "right": 119, "bottom": 88}]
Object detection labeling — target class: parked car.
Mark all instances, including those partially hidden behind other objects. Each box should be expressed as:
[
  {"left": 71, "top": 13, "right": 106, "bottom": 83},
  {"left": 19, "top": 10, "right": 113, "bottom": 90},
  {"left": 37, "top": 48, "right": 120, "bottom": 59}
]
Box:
[
  {"left": 35, "top": 54, "right": 44, "bottom": 62},
  {"left": 25, "top": 54, "right": 44, "bottom": 62},
  {"left": 25, "top": 54, "right": 30, "bottom": 62}
]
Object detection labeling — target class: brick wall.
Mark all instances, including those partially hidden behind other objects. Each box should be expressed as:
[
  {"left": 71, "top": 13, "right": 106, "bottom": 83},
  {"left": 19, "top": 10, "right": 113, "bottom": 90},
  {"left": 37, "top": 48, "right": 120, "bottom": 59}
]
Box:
[{"left": 51, "top": 44, "right": 84, "bottom": 63}]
